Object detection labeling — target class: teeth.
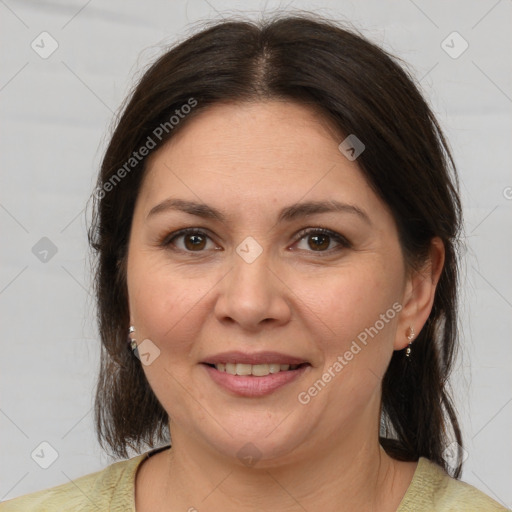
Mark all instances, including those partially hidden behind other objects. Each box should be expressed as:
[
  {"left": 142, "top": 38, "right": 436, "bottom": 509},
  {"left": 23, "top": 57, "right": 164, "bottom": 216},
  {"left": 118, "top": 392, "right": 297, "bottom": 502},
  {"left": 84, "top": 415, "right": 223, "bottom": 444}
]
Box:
[
  {"left": 214, "top": 363, "right": 301, "bottom": 376},
  {"left": 235, "top": 363, "right": 252, "bottom": 376},
  {"left": 252, "top": 364, "right": 270, "bottom": 377},
  {"left": 269, "top": 364, "right": 281, "bottom": 374}
]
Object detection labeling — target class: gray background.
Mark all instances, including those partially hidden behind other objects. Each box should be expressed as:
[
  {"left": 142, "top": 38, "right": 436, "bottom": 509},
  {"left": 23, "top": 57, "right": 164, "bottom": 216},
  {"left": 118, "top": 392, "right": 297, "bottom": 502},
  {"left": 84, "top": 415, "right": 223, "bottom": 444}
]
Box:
[{"left": 1, "top": 0, "right": 511, "bottom": 507}]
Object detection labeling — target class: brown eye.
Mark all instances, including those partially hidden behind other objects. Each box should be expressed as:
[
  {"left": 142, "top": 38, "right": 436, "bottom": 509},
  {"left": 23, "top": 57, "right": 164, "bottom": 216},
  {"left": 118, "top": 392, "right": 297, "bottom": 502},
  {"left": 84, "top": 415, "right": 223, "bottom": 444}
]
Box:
[
  {"left": 184, "top": 233, "right": 207, "bottom": 251},
  {"left": 307, "top": 233, "right": 331, "bottom": 251},
  {"left": 294, "top": 228, "right": 350, "bottom": 253},
  {"left": 164, "top": 229, "right": 217, "bottom": 252}
]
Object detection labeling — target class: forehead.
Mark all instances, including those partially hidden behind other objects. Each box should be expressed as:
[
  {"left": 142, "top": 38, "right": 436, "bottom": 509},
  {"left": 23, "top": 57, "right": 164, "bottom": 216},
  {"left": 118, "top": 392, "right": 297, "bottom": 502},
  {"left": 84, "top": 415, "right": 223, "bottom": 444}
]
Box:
[{"left": 138, "top": 101, "right": 380, "bottom": 219}]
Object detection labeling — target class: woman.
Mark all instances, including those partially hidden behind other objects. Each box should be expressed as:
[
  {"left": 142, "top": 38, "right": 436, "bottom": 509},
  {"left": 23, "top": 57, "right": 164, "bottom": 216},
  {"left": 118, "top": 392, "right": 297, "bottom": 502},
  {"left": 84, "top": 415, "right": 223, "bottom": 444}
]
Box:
[{"left": 1, "top": 14, "right": 507, "bottom": 512}]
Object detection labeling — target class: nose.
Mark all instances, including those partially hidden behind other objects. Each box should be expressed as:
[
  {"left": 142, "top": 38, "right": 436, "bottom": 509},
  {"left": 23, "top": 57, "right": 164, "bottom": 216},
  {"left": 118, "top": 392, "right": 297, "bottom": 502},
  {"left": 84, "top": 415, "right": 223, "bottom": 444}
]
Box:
[{"left": 214, "top": 251, "right": 292, "bottom": 332}]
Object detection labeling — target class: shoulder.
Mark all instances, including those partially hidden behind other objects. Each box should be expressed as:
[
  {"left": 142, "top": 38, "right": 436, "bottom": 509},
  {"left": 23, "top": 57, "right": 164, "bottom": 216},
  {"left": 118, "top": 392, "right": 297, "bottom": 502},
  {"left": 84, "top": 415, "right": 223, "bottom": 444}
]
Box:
[
  {"left": 398, "top": 457, "right": 509, "bottom": 512},
  {"left": 0, "top": 453, "right": 146, "bottom": 512}
]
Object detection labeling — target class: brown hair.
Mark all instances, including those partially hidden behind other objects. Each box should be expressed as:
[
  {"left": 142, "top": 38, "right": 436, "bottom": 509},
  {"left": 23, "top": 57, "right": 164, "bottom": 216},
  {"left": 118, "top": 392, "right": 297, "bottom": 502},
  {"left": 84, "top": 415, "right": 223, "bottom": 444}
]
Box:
[{"left": 89, "top": 14, "right": 464, "bottom": 476}]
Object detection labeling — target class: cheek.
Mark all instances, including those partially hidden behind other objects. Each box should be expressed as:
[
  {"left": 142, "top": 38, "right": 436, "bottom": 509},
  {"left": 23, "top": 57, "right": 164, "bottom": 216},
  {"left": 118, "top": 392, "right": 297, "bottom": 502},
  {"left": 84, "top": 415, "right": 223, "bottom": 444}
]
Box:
[
  {"left": 127, "top": 252, "right": 219, "bottom": 354},
  {"left": 307, "top": 265, "right": 400, "bottom": 328},
  {"left": 296, "top": 259, "right": 403, "bottom": 368}
]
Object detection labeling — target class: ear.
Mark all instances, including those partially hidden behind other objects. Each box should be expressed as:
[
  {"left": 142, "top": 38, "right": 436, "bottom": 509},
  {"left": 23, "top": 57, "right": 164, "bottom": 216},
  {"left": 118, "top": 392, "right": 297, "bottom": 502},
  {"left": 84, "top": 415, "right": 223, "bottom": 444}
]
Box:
[{"left": 394, "top": 237, "right": 445, "bottom": 350}]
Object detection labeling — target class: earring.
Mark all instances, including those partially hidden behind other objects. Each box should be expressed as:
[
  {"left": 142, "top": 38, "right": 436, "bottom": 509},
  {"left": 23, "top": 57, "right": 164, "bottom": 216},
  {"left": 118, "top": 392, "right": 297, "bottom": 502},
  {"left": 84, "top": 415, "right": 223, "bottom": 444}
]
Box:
[
  {"left": 405, "top": 326, "right": 415, "bottom": 358},
  {"left": 128, "top": 325, "right": 138, "bottom": 357}
]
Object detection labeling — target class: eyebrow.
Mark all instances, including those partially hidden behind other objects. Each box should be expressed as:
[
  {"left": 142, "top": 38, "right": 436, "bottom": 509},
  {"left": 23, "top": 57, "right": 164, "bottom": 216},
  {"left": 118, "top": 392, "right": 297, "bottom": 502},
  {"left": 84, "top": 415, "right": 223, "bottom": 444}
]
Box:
[{"left": 147, "top": 198, "right": 371, "bottom": 225}]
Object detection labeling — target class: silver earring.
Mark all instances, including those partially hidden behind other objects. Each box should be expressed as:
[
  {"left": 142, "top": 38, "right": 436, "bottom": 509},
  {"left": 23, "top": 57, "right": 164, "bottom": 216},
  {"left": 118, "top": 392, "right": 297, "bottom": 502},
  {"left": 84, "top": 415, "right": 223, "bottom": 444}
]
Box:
[
  {"left": 405, "top": 326, "right": 415, "bottom": 358},
  {"left": 128, "top": 325, "right": 138, "bottom": 356}
]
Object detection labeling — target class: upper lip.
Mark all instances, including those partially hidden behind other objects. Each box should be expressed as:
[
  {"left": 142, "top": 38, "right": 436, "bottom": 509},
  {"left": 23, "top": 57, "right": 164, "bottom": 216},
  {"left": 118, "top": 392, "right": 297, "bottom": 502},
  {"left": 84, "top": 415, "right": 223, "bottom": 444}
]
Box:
[{"left": 202, "top": 351, "right": 308, "bottom": 366}]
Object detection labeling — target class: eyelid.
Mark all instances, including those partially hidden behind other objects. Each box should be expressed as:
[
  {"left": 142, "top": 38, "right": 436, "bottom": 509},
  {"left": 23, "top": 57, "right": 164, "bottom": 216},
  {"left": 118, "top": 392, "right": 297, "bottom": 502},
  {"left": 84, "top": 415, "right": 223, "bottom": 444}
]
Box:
[
  {"left": 293, "top": 227, "right": 352, "bottom": 252},
  {"left": 161, "top": 227, "right": 220, "bottom": 250}
]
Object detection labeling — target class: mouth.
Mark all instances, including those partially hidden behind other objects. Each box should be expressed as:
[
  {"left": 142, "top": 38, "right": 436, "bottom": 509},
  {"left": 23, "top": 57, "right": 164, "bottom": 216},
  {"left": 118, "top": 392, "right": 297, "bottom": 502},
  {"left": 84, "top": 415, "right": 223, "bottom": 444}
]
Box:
[
  {"left": 203, "top": 362, "right": 309, "bottom": 376},
  {"left": 200, "top": 351, "right": 311, "bottom": 397}
]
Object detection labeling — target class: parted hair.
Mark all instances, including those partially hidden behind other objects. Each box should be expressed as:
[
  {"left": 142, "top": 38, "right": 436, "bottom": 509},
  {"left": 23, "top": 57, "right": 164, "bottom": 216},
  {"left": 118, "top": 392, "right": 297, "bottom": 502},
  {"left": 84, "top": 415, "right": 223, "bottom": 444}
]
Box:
[{"left": 89, "top": 14, "right": 464, "bottom": 476}]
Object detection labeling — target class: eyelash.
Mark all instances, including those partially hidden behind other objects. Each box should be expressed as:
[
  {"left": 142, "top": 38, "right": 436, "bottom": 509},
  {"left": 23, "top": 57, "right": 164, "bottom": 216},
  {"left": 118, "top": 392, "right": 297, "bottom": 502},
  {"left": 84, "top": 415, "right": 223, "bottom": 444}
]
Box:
[{"left": 161, "top": 227, "right": 351, "bottom": 256}]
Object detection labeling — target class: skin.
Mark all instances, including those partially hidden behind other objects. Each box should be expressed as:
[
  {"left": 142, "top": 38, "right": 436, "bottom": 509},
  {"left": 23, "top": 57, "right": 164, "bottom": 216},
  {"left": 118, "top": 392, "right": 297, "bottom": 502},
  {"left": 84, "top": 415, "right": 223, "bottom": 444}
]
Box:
[{"left": 126, "top": 101, "right": 445, "bottom": 511}]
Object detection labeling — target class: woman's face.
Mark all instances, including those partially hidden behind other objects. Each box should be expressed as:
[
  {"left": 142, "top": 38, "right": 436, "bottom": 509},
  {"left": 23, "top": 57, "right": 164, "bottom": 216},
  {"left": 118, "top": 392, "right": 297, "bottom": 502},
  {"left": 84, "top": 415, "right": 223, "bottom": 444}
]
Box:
[{"left": 126, "top": 101, "right": 416, "bottom": 465}]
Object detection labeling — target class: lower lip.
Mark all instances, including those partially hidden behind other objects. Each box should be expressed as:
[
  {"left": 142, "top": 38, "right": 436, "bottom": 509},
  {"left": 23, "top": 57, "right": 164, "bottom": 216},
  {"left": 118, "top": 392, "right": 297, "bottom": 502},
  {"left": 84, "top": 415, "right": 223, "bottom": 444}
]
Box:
[{"left": 202, "top": 364, "right": 309, "bottom": 397}]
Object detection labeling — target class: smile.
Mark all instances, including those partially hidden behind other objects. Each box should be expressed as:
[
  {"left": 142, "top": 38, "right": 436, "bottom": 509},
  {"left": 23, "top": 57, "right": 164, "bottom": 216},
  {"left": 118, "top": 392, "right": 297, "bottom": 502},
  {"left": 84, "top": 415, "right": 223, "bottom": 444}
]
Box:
[
  {"left": 210, "top": 362, "right": 303, "bottom": 376},
  {"left": 201, "top": 355, "right": 311, "bottom": 396}
]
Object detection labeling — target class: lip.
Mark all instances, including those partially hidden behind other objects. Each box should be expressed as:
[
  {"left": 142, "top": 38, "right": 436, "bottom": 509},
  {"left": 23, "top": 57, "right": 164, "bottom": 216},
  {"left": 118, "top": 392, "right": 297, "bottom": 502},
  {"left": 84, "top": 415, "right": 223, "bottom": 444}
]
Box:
[
  {"left": 201, "top": 351, "right": 308, "bottom": 366},
  {"left": 202, "top": 363, "right": 310, "bottom": 397}
]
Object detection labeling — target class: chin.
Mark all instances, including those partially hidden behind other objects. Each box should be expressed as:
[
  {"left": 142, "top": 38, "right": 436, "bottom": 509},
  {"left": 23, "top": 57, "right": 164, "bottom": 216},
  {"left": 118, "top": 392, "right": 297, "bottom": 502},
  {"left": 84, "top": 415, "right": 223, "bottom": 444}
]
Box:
[{"left": 187, "top": 414, "right": 314, "bottom": 468}]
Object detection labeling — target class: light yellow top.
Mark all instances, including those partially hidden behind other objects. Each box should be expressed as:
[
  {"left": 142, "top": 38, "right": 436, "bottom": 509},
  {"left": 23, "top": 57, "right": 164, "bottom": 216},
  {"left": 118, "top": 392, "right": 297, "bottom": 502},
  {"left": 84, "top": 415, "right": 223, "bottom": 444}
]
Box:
[{"left": 0, "top": 446, "right": 508, "bottom": 511}]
